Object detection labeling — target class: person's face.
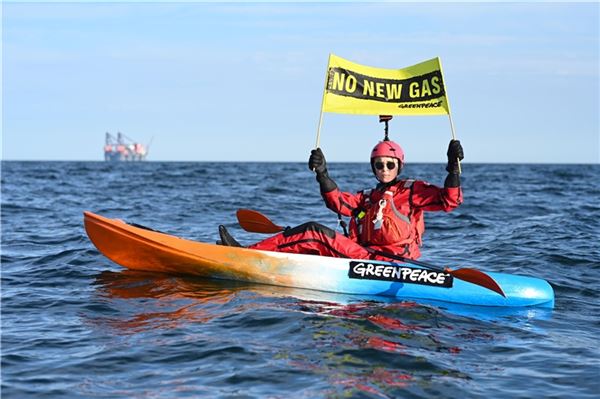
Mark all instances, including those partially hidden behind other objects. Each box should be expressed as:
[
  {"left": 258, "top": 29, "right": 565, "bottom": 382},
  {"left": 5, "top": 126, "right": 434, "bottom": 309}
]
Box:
[{"left": 373, "top": 156, "right": 399, "bottom": 183}]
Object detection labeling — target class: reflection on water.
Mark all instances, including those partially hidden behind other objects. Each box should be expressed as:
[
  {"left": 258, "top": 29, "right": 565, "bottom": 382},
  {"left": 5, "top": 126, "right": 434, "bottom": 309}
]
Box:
[
  {"left": 92, "top": 271, "right": 242, "bottom": 332},
  {"left": 87, "top": 269, "right": 554, "bottom": 396}
]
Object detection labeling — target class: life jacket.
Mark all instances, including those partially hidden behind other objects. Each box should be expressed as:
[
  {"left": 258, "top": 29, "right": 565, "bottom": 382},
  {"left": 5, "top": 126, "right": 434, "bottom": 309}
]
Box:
[{"left": 349, "top": 179, "right": 424, "bottom": 248}]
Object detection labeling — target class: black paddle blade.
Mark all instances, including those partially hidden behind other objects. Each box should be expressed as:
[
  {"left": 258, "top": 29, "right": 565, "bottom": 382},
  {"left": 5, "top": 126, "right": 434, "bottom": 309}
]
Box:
[
  {"left": 449, "top": 268, "right": 506, "bottom": 297},
  {"left": 236, "top": 209, "right": 284, "bottom": 234}
]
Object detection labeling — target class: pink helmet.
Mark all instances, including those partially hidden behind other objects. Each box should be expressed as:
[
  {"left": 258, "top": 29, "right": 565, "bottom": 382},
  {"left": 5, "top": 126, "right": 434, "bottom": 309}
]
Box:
[{"left": 370, "top": 140, "right": 405, "bottom": 165}]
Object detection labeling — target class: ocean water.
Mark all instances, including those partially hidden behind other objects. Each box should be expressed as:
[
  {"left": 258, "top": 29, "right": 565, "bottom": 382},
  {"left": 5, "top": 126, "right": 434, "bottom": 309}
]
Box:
[{"left": 1, "top": 161, "right": 599, "bottom": 398}]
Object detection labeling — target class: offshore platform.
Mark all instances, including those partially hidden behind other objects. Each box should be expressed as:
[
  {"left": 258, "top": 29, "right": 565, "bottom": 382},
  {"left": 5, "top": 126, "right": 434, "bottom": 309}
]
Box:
[{"left": 104, "top": 132, "right": 150, "bottom": 161}]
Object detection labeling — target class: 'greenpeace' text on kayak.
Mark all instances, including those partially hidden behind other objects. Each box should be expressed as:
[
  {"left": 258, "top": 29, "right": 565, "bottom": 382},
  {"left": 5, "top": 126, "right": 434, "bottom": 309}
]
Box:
[{"left": 348, "top": 261, "right": 453, "bottom": 288}]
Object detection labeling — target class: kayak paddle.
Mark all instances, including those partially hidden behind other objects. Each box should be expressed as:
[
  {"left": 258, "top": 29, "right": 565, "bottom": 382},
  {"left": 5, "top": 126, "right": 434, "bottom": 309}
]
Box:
[
  {"left": 236, "top": 209, "right": 286, "bottom": 234},
  {"left": 236, "top": 208, "right": 506, "bottom": 297}
]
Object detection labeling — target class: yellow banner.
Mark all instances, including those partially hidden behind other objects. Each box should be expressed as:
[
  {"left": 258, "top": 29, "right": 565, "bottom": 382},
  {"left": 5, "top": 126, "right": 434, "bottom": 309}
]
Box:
[{"left": 321, "top": 54, "right": 450, "bottom": 116}]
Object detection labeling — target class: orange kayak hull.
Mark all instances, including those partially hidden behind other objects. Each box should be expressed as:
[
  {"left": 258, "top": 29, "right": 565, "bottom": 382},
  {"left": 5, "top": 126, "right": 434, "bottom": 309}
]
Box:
[{"left": 83, "top": 211, "right": 296, "bottom": 287}]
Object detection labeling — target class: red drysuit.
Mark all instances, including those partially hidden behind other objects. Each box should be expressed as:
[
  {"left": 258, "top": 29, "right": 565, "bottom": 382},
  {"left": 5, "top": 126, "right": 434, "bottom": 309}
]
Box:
[{"left": 249, "top": 179, "right": 462, "bottom": 260}]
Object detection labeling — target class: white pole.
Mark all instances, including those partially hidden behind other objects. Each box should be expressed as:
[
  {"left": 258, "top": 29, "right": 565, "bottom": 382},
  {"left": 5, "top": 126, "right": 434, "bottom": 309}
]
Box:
[
  {"left": 315, "top": 109, "right": 324, "bottom": 149},
  {"left": 447, "top": 113, "right": 461, "bottom": 174},
  {"left": 448, "top": 113, "right": 457, "bottom": 141},
  {"left": 439, "top": 57, "right": 461, "bottom": 174},
  {"left": 315, "top": 54, "right": 332, "bottom": 149}
]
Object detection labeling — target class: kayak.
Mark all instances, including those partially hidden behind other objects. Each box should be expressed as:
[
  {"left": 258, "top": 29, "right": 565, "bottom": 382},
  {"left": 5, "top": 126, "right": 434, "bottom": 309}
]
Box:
[{"left": 83, "top": 211, "right": 554, "bottom": 308}]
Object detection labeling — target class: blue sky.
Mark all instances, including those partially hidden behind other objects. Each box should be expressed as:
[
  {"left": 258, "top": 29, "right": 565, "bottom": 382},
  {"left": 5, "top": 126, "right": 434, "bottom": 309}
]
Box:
[{"left": 2, "top": 1, "right": 599, "bottom": 163}]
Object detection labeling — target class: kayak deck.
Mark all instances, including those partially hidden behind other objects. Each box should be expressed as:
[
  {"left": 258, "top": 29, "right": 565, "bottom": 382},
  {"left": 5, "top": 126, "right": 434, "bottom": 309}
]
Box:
[{"left": 83, "top": 211, "right": 554, "bottom": 308}]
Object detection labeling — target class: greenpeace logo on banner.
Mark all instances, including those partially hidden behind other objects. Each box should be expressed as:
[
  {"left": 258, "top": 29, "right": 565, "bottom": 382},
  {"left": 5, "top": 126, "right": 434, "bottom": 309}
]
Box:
[
  {"left": 398, "top": 101, "right": 444, "bottom": 109},
  {"left": 327, "top": 68, "right": 445, "bottom": 104},
  {"left": 348, "top": 261, "right": 453, "bottom": 288}
]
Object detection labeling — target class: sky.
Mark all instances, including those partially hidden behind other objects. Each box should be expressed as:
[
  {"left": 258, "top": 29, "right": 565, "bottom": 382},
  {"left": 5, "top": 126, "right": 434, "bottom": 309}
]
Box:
[{"left": 2, "top": 1, "right": 599, "bottom": 163}]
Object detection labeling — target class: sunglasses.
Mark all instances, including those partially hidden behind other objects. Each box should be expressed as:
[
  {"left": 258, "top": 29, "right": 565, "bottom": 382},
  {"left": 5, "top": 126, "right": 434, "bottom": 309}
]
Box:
[{"left": 374, "top": 161, "right": 397, "bottom": 171}]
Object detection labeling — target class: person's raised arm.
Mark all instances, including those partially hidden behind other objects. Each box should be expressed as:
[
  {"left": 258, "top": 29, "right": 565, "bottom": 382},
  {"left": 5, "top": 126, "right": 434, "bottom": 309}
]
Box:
[{"left": 308, "top": 148, "right": 337, "bottom": 193}]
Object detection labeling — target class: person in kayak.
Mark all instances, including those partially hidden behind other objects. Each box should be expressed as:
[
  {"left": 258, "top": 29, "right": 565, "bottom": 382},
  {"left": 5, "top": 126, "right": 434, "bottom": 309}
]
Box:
[{"left": 218, "top": 138, "right": 464, "bottom": 261}]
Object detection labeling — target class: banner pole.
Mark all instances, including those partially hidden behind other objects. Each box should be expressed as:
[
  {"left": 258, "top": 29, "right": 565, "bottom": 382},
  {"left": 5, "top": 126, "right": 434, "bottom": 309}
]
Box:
[
  {"left": 448, "top": 112, "right": 461, "bottom": 173},
  {"left": 439, "top": 58, "right": 461, "bottom": 174},
  {"left": 315, "top": 54, "right": 332, "bottom": 149},
  {"left": 315, "top": 109, "right": 324, "bottom": 149},
  {"left": 447, "top": 113, "right": 462, "bottom": 174},
  {"left": 448, "top": 113, "right": 457, "bottom": 141}
]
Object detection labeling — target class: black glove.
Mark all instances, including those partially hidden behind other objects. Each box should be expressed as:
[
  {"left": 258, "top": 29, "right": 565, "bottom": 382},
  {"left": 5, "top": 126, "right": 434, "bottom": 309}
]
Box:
[
  {"left": 308, "top": 148, "right": 337, "bottom": 193},
  {"left": 446, "top": 140, "right": 464, "bottom": 174},
  {"left": 309, "top": 148, "right": 327, "bottom": 175}
]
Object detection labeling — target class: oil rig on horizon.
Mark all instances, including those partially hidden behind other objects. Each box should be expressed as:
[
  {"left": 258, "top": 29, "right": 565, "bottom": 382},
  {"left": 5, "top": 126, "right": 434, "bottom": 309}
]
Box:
[{"left": 104, "top": 132, "right": 151, "bottom": 161}]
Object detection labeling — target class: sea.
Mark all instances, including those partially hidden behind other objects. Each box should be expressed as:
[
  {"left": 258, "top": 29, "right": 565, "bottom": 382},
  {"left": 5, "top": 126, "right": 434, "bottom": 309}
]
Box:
[{"left": 1, "top": 161, "right": 599, "bottom": 398}]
